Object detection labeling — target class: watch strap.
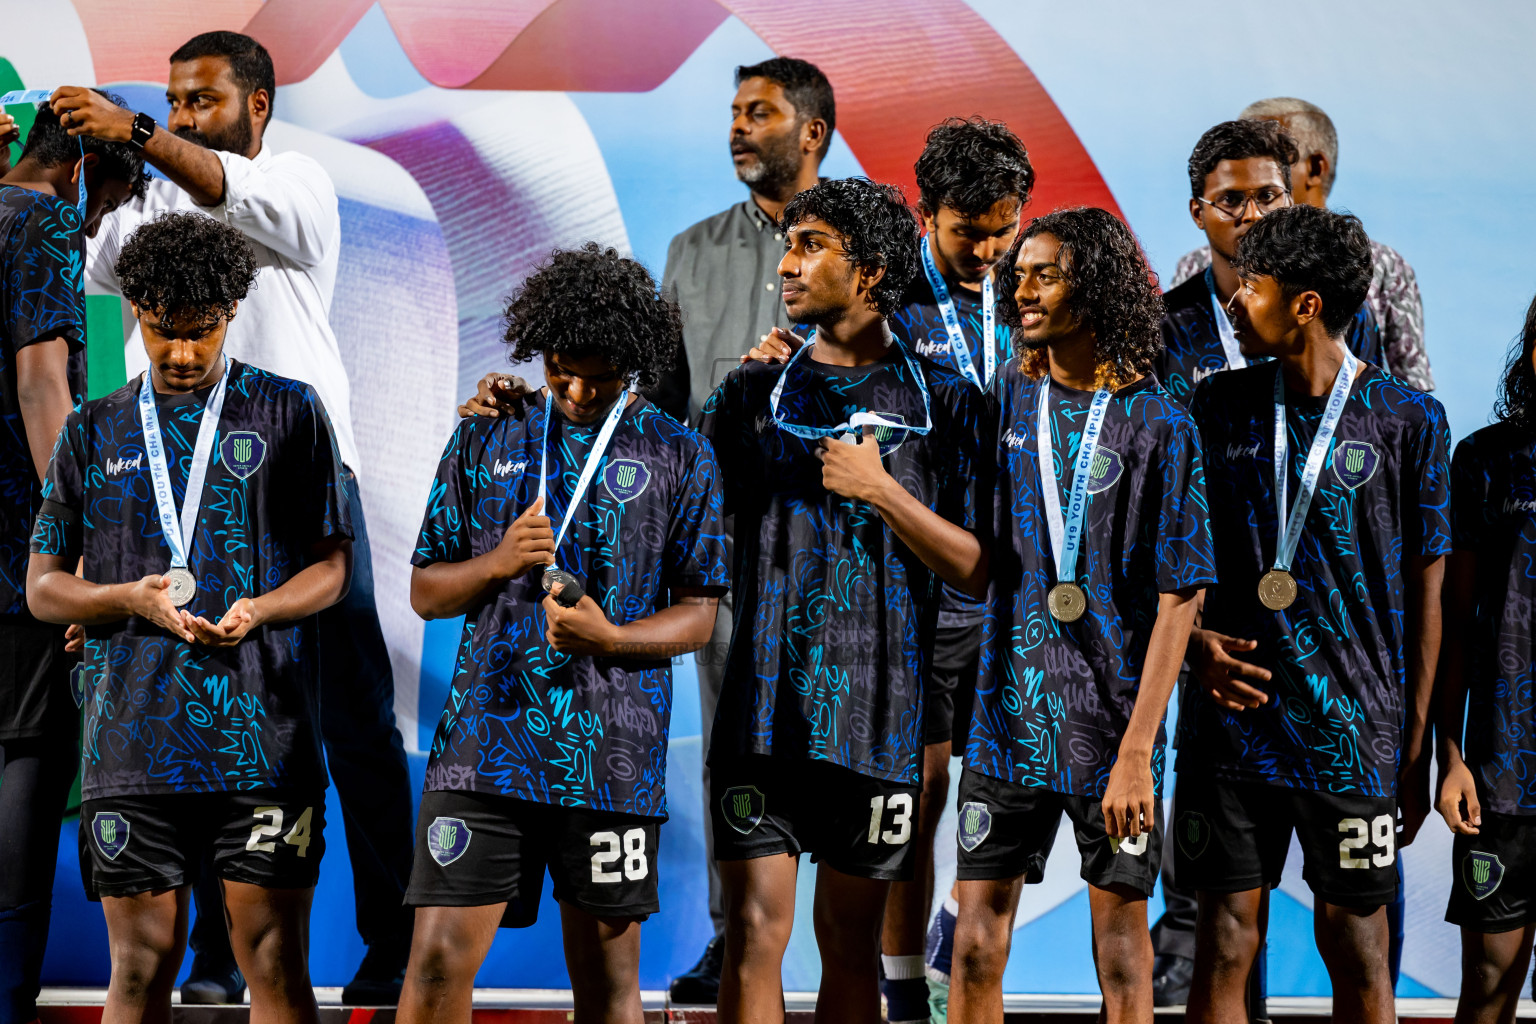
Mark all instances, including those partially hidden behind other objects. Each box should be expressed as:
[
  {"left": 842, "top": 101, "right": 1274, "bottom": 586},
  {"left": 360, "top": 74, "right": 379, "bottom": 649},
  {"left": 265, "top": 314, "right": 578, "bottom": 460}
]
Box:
[{"left": 129, "top": 112, "right": 155, "bottom": 150}]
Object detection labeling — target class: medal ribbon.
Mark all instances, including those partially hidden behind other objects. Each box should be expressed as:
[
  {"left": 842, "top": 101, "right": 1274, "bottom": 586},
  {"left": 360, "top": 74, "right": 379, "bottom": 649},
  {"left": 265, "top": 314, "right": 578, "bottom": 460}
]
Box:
[
  {"left": 1204, "top": 267, "right": 1247, "bottom": 371},
  {"left": 768, "top": 332, "right": 933, "bottom": 440},
  {"left": 137, "top": 361, "right": 230, "bottom": 572},
  {"left": 536, "top": 389, "right": 629, "bottom": 557},
  {"left": 0, "top": 90, "right": 87, "bottom": 227},
  {"left": 1036, "top": 377, "right": 1113, "bottom": 587},
  {"left": 1271, "top": 352, "right": 1358, "bottom": 573},
  {"left": 921, "top": 238, "right": 995, "bottom": 390}
]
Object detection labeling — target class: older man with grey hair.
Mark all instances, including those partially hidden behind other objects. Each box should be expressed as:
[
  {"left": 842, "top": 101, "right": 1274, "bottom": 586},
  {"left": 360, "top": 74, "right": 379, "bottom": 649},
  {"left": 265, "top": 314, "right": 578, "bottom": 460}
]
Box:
[{"left": 1170, "top": 97, "right": 1434, "bottom": 391}]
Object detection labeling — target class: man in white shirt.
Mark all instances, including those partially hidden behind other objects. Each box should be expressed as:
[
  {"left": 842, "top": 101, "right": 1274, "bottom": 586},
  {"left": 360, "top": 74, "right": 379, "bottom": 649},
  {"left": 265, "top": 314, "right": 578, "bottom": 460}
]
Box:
[{"left": 52, "top": 31, "right": 414, "bottom": 1004}]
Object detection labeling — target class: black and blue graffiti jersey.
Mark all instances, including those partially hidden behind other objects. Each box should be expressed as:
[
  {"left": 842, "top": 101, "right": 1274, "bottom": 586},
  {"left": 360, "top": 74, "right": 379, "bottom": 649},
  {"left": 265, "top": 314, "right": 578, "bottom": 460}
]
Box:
[
  {"left": 700, "top": 346, "right": 993, "bottom": 785},
  {"left": 30, "top": 361, "right": 349, "bottom": 800},
  {"left": 1180, "top": 363, "right": 1451, "bottom": 796},
  {"left": 966, "top": 366, "right": 1215, "bottom": 797},
  {"left": 1156, "top": 273, "right": 1383, "bottom": 407},
  {"left": 889, "top": 271, "right": 1011, "bottom": 630},
  {"left": 1, "top": 185, "right": 85, "bottom": 618},
  {"left": 1450, "top": 423, "right": 1536, "bottom": 815},
  {"left": 412, "top": 395, "right": 728, "bottom": 819}
]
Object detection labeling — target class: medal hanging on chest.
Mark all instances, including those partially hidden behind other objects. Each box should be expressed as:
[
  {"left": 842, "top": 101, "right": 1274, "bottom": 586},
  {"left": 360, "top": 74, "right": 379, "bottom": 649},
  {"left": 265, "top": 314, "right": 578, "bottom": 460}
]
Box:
[
  {"left": 137, "top": 361, "right": 232, "bottom": 608},
  {"left": 536, "top": 391, "right": 628, "bottom": 608},
  {"left": 1037, "top": 377, "right": 1113, "bottom": 623},
  {"left": 1261, "top": 353, "right": 1358, "bottom": 611}
]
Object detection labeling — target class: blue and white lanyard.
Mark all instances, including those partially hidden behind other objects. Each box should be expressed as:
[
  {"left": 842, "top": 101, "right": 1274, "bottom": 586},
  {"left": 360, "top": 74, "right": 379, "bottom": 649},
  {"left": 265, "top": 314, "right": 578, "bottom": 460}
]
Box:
[
  {"left": 1204, "top": 266, "right": 1247, "bottom": 371},
  {"left": 536, "top": 390, "right": 628, "bottom": 554},
  {"left": 921, "top": 238, "right": 995, "bottom": 390},
  {"left": 1271, "top": 352, "right": 1358, "bottom": 572},
  {"left": 0, "top": 90, "right": 86, "bottom": 227},
  {"left": 768, "top": 332, "right": 932, "bottom": 440},
  {"left": 1036, "top": 377, "right": 1113, "bottom": 586},
  {"left": 138, "top": 362, "right": 230, "bottom": 571}
]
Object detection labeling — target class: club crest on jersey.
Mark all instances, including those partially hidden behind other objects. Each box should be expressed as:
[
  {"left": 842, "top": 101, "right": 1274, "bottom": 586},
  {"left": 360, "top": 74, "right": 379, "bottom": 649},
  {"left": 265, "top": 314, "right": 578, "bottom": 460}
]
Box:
[
  {"left": 1332, "top": 440, "right": 1378, "bottom": 489},
  {"left": 92, "top": 811, "right": 130, "bottom": 860},
  {"left": 958, "top": 801, "right": 992, "bottom": 852},
  {"left": 603, "top": 459, "right": 651, "bottom": 503},
  {"left": 427, "top": 816, "right": 473, "bottom": 866},
  {"left": 1085, "top": 446, "right": 1123, "bottom": 494},
  {"left": 220, "top": 431, "right": 266, "bottom": 480},
  {"left": 1464, "top": 850, "right": 1505, "bottom": 900},
  {"left": 1176, "top": 811, "right": 1209, "bottom": 860},
  {"left": 722, "top": 786, "right": 765, "bottom": 835}
]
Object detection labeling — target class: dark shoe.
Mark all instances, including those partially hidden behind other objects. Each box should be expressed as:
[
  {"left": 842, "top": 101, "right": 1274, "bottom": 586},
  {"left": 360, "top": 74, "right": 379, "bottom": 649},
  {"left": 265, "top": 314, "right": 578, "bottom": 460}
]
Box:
[
  {"left": 668, "top": 936, "right": 723, "bottom": 1005},
  {"left": 1151, "top": 953, "right": 1194, "bottom": 1007},
  {"left": 341, "top": 943, "right": 409, "bottom": 1006},
  {"left": 179, "top": 958, "right": 245, "bottom": 1005}
]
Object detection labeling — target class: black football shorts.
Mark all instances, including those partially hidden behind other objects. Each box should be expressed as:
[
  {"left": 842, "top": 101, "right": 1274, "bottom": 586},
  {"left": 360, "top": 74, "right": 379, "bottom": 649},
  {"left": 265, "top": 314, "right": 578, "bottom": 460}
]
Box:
[{"left": 1446, "top": 813, "right": 1536, "bottom": 931}]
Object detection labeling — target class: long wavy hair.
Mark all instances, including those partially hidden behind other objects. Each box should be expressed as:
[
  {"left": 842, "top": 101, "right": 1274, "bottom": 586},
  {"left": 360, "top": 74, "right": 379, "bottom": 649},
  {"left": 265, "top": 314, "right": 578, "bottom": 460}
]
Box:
[{"left": 1495, "top": 290, "right": 1536, "bottom": 434}]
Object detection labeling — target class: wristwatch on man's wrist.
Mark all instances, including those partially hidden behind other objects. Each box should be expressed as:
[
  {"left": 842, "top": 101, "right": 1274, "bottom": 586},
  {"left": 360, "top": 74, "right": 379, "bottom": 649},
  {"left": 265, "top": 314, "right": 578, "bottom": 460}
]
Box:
[{"left": 128, "top": 111, "right": 155, "bottom": 150}]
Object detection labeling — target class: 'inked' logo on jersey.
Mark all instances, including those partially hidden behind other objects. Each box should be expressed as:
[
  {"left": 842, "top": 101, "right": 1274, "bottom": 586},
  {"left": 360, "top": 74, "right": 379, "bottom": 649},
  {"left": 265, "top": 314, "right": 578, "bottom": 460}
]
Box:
[
  {"left": 1223, "top": 442, "right": 1262, "bottom": 461},
  {"left": 1503, "top": 497, "right": 1536, "bottom": 514},
  {"left": 427, "top": 816, "right": 473, "bottom": 866},
  {"left": 1191, "top": 365, "right": 1223, "bottom": 385},
  {"left": 105, "top": 454, "right": 143, "bottom": 475},
  {"left": 220, "top": 431, "right": 267, "bottom": 480},
  {"left": 493, "top": 459, "right": 527, "bottom": 478},
  {"left": 1085, "top": 446, "right": 1123, "bottom": 494},
  {"left": 603, "top": 459, "right": 651, "bottom": 503},
  {"left": 1002, "top": 430, "right": 1028, "bottom": 450},
  {"left": 1332, "top": 440, "right": 1379, "bottom": 489}
]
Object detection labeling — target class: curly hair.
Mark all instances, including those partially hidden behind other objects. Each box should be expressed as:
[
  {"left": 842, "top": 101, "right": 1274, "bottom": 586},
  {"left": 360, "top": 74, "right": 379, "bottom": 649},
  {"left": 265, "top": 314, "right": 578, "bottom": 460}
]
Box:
[
  {"left": 735, "top": 57, "right": 835, "bottom": 157},
  {"left": 1494, "top": 291, "right": 1536, "bottom": 434},
  {"left": 116, "top": 212, "right": 258, "bottom": 321},
  {"left": 502, "top": 243, "right": 681, "bottom": 391},
  {"left": 995, "top": 207, "right": 1163, "bottom": 391},
  {"left": 20, "top": 91, "right": 149, "bottom": 200},
  {"left": 1187, "top": 119, "right": 1298, "bottom": 199},
  {"left": 780, "top": 177, "right": 919, "bottom": 318},
  {"left": 914, "top": 116, "right": 1034, "bottom": 219},
  {"left": 1229, "top": 205, "right": 1371, "bottom": 337}
]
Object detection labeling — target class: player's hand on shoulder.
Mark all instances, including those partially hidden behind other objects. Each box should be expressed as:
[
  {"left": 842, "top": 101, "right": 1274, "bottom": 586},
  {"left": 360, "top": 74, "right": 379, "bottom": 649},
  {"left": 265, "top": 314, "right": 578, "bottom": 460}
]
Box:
[
  {"left": 816, "top": 426, "right": 890, "bottom": 502},
  {"left": 492, "top": 495, "right": 555, "bottom": 580},
  {"left": 1435, "top": 758, "right": 1481, "bottom": 836},
  {"left": 1187, "top": 627, "right": 1271, "bottom": 711},
  {"left": 185, "top": 597, "right": 261, "bottom": 648},
  {"left": 459, "top": 373, "right": 535, "bottom": 418},
  {"left": 542, "top": 588, "right": 618, "bottom": 657},
  {"left": 127, "top": 575, "right": 198, "bottom": 643},
  {"left": 1101, "top": 755, "right": 1154, "bottom": 840},
  {"left": 741, "top": 327, "right": 803, "bottom": 365}
]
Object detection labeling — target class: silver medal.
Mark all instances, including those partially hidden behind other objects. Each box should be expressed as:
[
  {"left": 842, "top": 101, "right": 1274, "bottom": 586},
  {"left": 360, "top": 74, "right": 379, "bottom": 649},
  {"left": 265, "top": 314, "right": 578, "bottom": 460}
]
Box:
[{"left": 163, "top": 566, "right": 197, "bottom": 608}]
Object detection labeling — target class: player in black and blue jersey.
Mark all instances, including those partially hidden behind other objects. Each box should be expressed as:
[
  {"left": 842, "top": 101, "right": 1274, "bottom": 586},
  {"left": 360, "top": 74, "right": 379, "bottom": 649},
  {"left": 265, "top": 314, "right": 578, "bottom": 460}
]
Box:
[
  {"left": 948, "top": 207, "right": 1214, "bottom": 1024},
  {"left": 700, "top": 177, "right": 992, "bottom": 1024},
  {"left": 1436, "top": 291, "right": 1536, "bottom": 1024},
  {"left": 1177, "top": 205, "right": 1448, "bottom": 1024},
  {"left": 398, "top": 244, "right": 728, "bottom": 1024},
  {"left": 26, "top": 212, "right": 351, "bottom": 1023}
]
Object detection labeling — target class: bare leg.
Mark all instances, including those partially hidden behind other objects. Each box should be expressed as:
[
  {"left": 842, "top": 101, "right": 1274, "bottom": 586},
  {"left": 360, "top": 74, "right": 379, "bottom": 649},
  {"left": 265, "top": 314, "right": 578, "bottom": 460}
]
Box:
[
  {"left": 1185, "top": 888, "right": 1263, "bottom": 1024},
  {"left": 1454, "top": 925, "right": 1536, "bottom": 1024},
  {"left": 100, "top": 887, "right": 190, "bottom": 1024},
  {"left": 948, "top": 875, "right": 1025, "bottom": 1024},
  {"left": 718, "top": 855, "right": 798, "bottom": 1024},
  {"left": 811, "top": 863, "right": 891, "bottom": 1024},
  {"left": 1088, "top": 883, "right": 1152, "bottom": 1024},
  {"left": 560, "top": 902, "right": 644, "bottom": 1024},
  {"left": 883, "top": 741, "right": 950, "bottom": 954},
  {"left": 1314, "top": 900, "right": 1393, "bottom": 1024},
  {"left": 223, "top": 881, "right": 319, "bottom": 1024},
  {"left": 396, "top": 904, "right": 503, "bottom": 1024}
]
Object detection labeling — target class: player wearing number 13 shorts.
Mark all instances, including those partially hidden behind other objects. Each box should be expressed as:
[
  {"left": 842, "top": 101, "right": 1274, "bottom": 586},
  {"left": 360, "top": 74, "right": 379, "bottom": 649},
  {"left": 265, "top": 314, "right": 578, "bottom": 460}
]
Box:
[
  {"left": 400, "top": 246, "right": 728, "bottom": 1024},
  {"left": 25, "top": 215, "right": 351, "bottom": 1021},
  {"left": 1177, "top": 207, "right": 1449, "bottom": 1024}
]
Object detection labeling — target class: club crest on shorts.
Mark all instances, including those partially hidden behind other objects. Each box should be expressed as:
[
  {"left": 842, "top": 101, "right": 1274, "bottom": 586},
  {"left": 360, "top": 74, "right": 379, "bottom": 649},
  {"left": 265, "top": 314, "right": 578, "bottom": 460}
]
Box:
[
  {"left": 1176, "top": 811, "right": 1209, "bottom": 860},
  {"left": 1464, "top": 850, "right": 1505, "bottom": 901},
  {"left": 958, "top": 801, "right": 992, "bottom": 852},
  {"left": 603, "top": 459, "right": 651, "bottom": 503},
  {"left": 92, "top": 811, "right": 130, "bottom": 860},
  {"left": 70, "top": 661, "right": 90, "bottom": 708},
  {"left": 427, "top": 816, "right": 472, "bottom": 866},
  {"left": 220, "top": 431, "right": 266, "bottom": 480},
  {"left": 1332, "top": 440, "right": 1378, "bottom": 489},
  {"left": 1085, "top": 446, "right": 1124, "bottom": 494},
  {"left": 722, "top": 786, "right": 765, "bottom": 835}
]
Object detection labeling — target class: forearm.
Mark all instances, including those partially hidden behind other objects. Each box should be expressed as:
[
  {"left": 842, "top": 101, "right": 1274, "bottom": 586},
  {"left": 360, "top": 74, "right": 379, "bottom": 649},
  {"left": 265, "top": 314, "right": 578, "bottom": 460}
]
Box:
[
  {"left": 1121, "top": 588, "right": 1201, "bottom": 758},
  {"left": 1435, "top": 552, "right": 1474, "bottom": 766},
  {"left": 27, "top": 560, "right": 136, "bottom": 625},
  {"left": 17, "top": 362, "right": 74, "bottom": 483},
  {"left": 141, "top": 127, "right": 226, "bottom": 206},
  {"left": 250, "top": 542, "right": 351, "bottom": 625},
  {"left": 605, "top": 594, "right": 720, "bottom": 659},
  {"left": 866, "top": 476, "right": 985, "bottom": 596},
  {"left": 1403, "top": 555, "right": 1445, "bottom": 765},
  {"left": 411, "top": 553, "right": 518, "bottom": 620}
]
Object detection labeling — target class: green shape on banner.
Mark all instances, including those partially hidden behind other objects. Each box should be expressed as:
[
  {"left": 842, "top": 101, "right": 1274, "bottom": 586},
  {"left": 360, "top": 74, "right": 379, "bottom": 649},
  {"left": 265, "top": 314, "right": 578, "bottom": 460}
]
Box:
[
  {"left": 86, "top": 294, "right": 127, "bottom": 397},
  {"left": 0, "top": 57, "right": 37, "bottom": 167}
]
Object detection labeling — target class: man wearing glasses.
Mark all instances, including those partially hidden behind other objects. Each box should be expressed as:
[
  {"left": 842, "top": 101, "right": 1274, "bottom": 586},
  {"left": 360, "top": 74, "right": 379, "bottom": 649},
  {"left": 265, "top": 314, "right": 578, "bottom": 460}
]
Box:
[{"left": 1153, "top": 120, "right": 1380, "bottom": 408}]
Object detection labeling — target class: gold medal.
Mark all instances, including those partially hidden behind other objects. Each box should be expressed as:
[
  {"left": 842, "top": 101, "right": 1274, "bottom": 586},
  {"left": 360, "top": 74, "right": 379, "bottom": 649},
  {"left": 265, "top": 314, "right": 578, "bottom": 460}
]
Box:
[
  {"left": 1048, "top": 582, "right": 1087, "bottom": 622},
  {"left": 1257, "top": 569, "right": 1297, "bottom": 611}
]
